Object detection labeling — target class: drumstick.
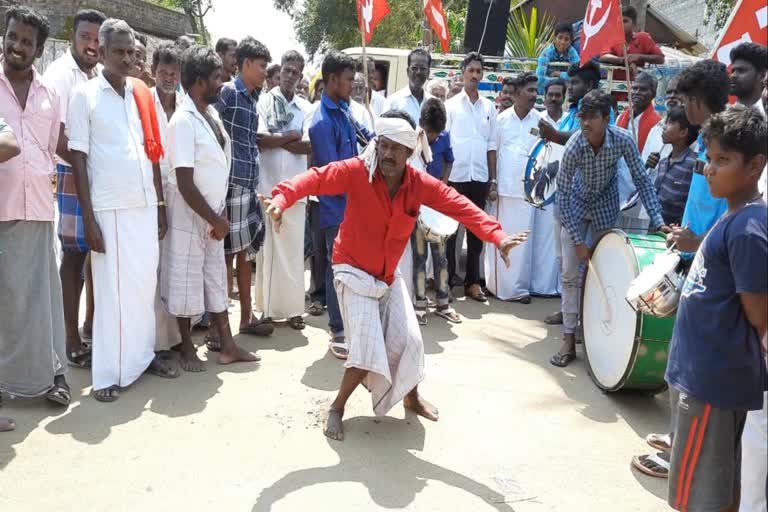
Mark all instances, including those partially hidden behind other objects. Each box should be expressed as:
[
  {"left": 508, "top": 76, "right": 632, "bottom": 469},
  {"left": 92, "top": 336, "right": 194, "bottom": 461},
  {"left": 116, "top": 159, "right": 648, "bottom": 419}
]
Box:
[{"left": 587, "top": 258, "right": 612, "bottom": 323}]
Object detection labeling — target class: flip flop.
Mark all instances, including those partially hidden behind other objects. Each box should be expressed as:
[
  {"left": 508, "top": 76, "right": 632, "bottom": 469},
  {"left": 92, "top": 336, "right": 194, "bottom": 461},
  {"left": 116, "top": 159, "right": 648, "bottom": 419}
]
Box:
[
  {"left": 239, "top": 320, "right": 275, "bottom": 337},
  {"left": 549, "top": 352, "right": 576, "bottom": 367},
  {"left": 646, "top": 433, "right": 672, "bottom": 453},
  {"left": 329, "top": 337, "right": 348, "bottom": 360},
  {"left": 68, "top": 347, "right": 92, "bottom": 369},
  {"left": 93, "top": 385, "right": 120, "bottom": 403},
  {"left": 46, "top": 382, "right": 71, "bottom": 406},
  {"left": 631, "top": 453, "right": 669, "bottom": 478},
  {"left": 288, "top": 316, "right": 306, "bottom": 330},
  {"left": 434, "top": 305, "right": 462, "bottom": 324},
  {"left": 308, "top": 302, "right": 324, "bottom": 316},
  {"left": 205, "top": 334, "right": 221, "bottom": 352},
  {"left": 465, "top": 284, "right": 487, "bottom": 302},
  {"left": 147, "top": 356, "right": 180, "bottom": 379},
  {"left": 415, "top": 308, "right": 428, "bottom": 326}
]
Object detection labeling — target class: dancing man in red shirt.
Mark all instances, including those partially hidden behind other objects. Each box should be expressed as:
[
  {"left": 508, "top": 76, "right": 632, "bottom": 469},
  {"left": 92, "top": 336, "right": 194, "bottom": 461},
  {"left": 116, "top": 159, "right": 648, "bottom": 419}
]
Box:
[{"left": 261, "top": 110, "right": 528, "bottom": 441}]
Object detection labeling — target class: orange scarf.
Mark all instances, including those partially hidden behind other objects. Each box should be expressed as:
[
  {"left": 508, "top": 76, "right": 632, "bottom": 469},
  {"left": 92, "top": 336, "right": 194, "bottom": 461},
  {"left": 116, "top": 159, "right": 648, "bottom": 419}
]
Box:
[
  {"left": 617, "top": 103, "right": 661, "bottom": 153},
  {"left": 129, "top": 78, "right": 164, "bottom": 163}
]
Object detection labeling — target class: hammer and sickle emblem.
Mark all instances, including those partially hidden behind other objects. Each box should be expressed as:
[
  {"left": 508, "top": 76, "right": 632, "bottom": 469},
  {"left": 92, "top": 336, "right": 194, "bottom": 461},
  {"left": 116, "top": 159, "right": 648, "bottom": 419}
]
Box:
[
  {"left": 583, "top": 0, "right": 612, "bottom": 47},
  {"left": 361, "top": 0, "right": 374, "bottom": 33},
  {"left": 430, "top": 5, "right": 447, "bottom": 39}
]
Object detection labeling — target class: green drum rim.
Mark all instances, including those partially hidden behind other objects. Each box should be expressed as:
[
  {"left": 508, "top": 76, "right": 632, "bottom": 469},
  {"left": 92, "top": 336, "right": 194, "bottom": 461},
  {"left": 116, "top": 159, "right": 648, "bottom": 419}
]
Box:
[{"left": 582, "top": 229, "right": 673, "bottom": 394}]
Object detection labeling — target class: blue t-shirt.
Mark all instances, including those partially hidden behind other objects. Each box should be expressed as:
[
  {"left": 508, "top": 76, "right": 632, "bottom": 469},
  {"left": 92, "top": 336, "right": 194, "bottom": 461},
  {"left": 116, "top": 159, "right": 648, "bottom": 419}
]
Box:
[
  {"left": 425, "top": 131, "right": 454, "bottom": 180},
  {"left": 680, "top": 134, "right": 728, "bottom": 258},
  {"left": 665, "top": 202, "right": 768, "bottom": 411}
]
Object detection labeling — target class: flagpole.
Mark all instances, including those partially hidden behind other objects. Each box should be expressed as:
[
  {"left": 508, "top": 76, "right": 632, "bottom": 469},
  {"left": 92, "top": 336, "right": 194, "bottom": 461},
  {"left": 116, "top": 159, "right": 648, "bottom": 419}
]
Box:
[
  {"left": 360, "top": 25, "right": 375, "bottom": 125},
  {"left": 622, "top": 42, "right": 637, "bottom": 144}
]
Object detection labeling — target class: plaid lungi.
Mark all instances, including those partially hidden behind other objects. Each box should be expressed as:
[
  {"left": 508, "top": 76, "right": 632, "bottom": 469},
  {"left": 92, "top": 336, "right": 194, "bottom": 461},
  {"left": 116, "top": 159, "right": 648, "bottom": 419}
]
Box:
[
  {"left": 56, "top": 163, "right": 89, "bottom": 253},
  {"left": 224, "top": 183, "right": 263, "bottom": 257}
]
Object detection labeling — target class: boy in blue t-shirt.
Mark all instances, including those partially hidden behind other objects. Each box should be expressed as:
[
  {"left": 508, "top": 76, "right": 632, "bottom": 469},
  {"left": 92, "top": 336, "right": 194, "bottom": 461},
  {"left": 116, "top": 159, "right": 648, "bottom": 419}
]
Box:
[
  {"left": 410, "top": 98, "right": 459, "bottom": 325},
  {"left": 665, "top": 104, "right": 768, "bottom": 512}
]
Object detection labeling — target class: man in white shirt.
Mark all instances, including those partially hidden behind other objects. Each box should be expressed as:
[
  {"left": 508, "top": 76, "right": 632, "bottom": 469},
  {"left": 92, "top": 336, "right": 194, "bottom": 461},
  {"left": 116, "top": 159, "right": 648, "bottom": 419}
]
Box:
[
  {"left": 255, "top": 50, "right": 313, "bottom": 330},
  {"left": 445, "top": 52, "right": 498, "bottom": 301},
  {"left": 542, "top": 79, "right": 566, "bottom": 126},
  {"left": 68, "top": 19, "right": 177, "bottom": 403},
  {"left": 150, "top": 42, "right": 184, "bottom": 353},
  {"left": 350, "top": 71, "right": 376, "bottom": 136},
  {"left": 384, "top": 48, "right": 433, "bottom": 129},
  {"left": 42, "top": 8, "right": 105, "bottom": 369},
  {"left": 358, "top": 56, "right": 387, "bottom": 116},
  {"left": 163, "top": 45, "right": 259, "bottom": 369},
  {"left": 485, "top": 73, "right": 539, "bottom": 303}
]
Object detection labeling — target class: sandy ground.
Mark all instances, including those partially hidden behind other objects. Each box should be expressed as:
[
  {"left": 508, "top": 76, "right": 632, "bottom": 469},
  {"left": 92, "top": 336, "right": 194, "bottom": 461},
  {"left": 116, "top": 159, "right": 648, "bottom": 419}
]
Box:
[{"left": 0, "top": 295, "right": 671, "bottom": 511}]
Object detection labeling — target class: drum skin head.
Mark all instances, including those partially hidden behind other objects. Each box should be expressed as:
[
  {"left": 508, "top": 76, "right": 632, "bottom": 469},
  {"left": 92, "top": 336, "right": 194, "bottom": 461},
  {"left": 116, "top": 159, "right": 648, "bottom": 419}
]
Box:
[{"left": 583, "top": 231, "right": 639, "bottom": 390}]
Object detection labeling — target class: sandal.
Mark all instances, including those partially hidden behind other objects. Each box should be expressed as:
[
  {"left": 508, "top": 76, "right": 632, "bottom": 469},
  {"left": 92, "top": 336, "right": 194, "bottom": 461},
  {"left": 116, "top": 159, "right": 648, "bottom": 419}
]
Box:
[
  {"left": 67, "top": 347, "right": 92, "bottom": 369},
  {"left": 434, "top": 305, "right": 462, "bottom": 324},
  {"left": 308, "top": 302, "right": 324, "bottom": 316},
  {"left": 329, "top": 336, "right": 348, "bottom": 360},
  {"left": 549, "top": 351, "right": 576, "bottom": 367},
  {"left": 46, "top": 379, "right": 71, "bottom": 406},
  {"left": 465, "top": 284, "right": 487, "bottom": 302},
  {"left": 646, "top": 433, "right": 672, "bottom": 453},
  {"left": 93, "top": 385, "right": 120, "bottom": 403},
  {"left": 239, "top": 319, "right": 274, "bottom": 337},
  {"left": 631, "top": 453, "right": 670, "bottom": 478},
  {"left": 288, "top": 316, "right": 306, "bottom": 330},
  {"left": 205, "top": 334, "right": 221, "bottom": 352},
  {"left": 415, "top": 308, "right": 428, "bottom": 326},
  {"left": 146, "top": 356, "right": 180, "bottom": 379}
]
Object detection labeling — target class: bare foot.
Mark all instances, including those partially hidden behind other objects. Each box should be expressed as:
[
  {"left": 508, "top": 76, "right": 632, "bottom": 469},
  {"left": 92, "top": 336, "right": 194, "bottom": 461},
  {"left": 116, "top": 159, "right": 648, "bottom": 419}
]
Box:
[
  {"left": 404, "top": 392, "right": 439, "bottom": 421},
  {"left": 218, "top": 345, "right": 260, "bottom": 365},
  {"left": 324, "top": 408, "right": 344, "bottom": 441},
  {"left": 179, "top": 343, "right": 206, "bottom": 372}
]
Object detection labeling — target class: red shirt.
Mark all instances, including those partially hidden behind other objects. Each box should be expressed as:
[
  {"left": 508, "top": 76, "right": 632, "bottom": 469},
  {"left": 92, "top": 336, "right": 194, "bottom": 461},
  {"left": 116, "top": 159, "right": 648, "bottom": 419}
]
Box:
[
  {"left": 272, "top": 158, "right": 507, "bottom": 285},
  {"left": 603, "top": 31, "right": 664, "bottom": 85}
]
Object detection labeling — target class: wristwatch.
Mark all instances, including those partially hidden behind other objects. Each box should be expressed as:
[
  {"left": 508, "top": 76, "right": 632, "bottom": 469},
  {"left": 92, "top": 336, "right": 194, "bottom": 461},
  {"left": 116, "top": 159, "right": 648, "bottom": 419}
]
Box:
[{"left": 490, "top": 179, "right": 498, "bottom": 186}]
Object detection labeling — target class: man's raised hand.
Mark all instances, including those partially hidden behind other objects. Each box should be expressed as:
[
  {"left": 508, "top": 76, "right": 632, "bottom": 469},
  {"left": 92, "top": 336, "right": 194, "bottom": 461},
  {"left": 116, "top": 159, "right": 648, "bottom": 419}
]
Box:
[
  {"left": 499, "top": 231, "right": 530, "bottom": 268},
  {"left": 258, "top": 193, "right": 283, "bottom": 233}
]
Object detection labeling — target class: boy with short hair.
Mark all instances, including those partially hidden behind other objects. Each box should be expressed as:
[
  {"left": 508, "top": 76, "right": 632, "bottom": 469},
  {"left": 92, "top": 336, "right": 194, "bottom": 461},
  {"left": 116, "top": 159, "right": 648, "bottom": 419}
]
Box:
[
  {"left": 653, "top": 107, "right": 700, "bottom": 226},
  {"left": 665, "top": 104, "right": 768, "bottom": 512},
  {"left": 536, "top": 22, "right": 580, "bottom": 95},
  {"left": 411, "top": 97, "right": 459, "bottom": 325}
]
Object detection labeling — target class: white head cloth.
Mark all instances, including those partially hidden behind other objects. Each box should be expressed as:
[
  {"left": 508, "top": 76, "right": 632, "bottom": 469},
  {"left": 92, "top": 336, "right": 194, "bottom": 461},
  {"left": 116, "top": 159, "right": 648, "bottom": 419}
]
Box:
[{"left": 359, "top": 117, "right": 433, "bottom": 182}]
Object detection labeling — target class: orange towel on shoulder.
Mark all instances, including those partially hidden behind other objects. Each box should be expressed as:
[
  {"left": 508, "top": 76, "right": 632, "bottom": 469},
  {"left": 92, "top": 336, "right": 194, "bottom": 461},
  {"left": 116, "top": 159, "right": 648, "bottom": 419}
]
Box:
[
  {"left": 617, "top": 103, "right": 661, "bottom": 154},
  {"left": 129, "top": 77, "right": 164, "bottom": 163}
]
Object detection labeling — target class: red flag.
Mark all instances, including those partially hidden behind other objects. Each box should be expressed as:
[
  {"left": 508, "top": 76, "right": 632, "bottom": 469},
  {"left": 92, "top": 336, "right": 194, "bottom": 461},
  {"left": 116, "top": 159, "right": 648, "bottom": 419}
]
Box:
[
  {"left": 357, "top": 0, "right": 391, "bottom": 44},
  {"left": 711, "top": 0, "right": 767, "bottom": 66},
  {"left": 424, "top": 0, "right": 451, "bottom": 52},
  {"left": 579, "top": 0, "right": 625, "bottom": 65}
]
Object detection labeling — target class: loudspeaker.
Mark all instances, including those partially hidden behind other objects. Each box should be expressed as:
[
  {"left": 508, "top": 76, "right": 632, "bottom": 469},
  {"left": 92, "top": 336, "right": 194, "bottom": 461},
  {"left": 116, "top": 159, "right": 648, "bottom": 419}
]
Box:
[{"left": 463, "top": 0, "right": 511, "bottom": 57}]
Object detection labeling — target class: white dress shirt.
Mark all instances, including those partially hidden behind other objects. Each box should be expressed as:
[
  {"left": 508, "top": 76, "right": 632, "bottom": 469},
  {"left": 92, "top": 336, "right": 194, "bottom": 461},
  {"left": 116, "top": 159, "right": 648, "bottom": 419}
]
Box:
[
  {"left": 152, "top": 87, "right": 185, "bottom": 183},
  {"left": 42, "top": 49, "right": 101, "bottom": 167},
  {"left": 384, "top": 86, "right": 434, "bottom": 128},
  {"left": 256, "top": 87, "right": 312, "bottom": 203},
  {"left": 167, "top": 95, "right": 231, "bottom": 212},
  {"left": 496, "top": 106, "right": 541, "bottom": 198},
  {"left": 67, "top": 74, "right": 157, "bottom": 211},
  {"left": 445, "top": 89, "right": 498, "bottom": 183},
  {"left": 371, "top": 90, "right": 386, "bottom": 118}
]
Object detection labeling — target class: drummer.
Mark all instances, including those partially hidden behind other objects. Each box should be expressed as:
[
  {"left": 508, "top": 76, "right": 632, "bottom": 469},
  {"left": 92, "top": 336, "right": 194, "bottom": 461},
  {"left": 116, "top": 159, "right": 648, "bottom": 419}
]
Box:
[{"left": 550, "top": 90, "right": 667, "bottom": 368}]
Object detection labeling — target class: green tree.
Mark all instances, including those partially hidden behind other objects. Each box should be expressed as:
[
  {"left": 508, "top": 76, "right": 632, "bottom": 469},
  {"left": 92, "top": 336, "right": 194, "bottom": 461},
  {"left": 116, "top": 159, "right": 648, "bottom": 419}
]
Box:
[
  {"left": 703, "top": 0, "right": 737, "bottom": 30},
  {"left": 274, "top": 0, "right": 468, "bottom": 58}
]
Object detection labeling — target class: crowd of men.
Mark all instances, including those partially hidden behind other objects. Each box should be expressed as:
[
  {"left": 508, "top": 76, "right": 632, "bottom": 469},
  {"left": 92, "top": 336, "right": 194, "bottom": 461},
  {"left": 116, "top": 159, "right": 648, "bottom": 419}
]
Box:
[{"left": 0, "top": 4, "right": 766, "bottom": 510}]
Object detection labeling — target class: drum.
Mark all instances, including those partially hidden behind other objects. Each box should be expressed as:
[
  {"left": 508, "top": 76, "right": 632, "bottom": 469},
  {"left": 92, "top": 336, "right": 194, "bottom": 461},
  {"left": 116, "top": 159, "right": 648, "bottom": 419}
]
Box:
[
  {"left": 417, "top": 206, "right": 458, "bottom": 244},
  {"left": 582, "top": 230, "right": 675, "bottom": 393},
  {"left": 523, "top": 139, "right": 565, "bottom": 207}
]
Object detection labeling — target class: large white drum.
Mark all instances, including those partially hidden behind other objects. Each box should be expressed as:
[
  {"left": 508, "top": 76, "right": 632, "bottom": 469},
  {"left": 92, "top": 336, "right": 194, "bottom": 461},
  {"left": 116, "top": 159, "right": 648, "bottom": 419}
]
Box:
[{"left": 417, "top": 205, "right": 458, "bottom": 244}]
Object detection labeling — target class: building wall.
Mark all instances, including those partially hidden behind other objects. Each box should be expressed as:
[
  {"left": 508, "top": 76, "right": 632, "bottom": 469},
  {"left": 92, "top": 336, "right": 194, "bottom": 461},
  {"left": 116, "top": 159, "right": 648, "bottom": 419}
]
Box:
[{"left": 649, "top": 0, "right": 720, "bottom": 50}]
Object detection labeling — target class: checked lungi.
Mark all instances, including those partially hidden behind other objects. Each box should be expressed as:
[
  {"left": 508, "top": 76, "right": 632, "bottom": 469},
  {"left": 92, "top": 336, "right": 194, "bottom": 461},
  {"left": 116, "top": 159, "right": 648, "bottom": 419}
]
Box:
[
  {"left": 56, "top": 163, "right": 89, "bottom": 253},
  {"left": 333, "top": 264, "right": 425, "bottom": 417},
  {"left": 224, "top": 183, "right": 263, "bottom": 258}
]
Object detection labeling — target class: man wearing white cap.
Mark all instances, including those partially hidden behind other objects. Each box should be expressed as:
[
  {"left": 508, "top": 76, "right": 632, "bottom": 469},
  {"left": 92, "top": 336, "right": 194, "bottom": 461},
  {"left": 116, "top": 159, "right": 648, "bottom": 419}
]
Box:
[{"left": 262, "top": 109, "right": 528, "bottom": 441}]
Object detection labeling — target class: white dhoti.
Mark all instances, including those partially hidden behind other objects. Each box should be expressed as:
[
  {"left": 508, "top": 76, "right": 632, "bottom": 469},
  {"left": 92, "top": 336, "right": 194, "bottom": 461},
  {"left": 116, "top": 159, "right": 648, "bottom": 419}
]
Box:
[
  {"left": 740, "top": 391, "right": 768, "bottom": 512},
  {"left": 333, "top": 264, "right": 425, "bottom": 416},
  {"left": 254, "top": 203, "right": 306, "bottom": 319},
  {"left": 484, "top": 197, "right": 533, "bottom": 300},
  {"left": 529, "top": 205, "right": 560, "bottom": 296},
  {"left": 161, "top": 186, "right": 228, "bottom": 318},
  {"left": 91, "top": 207, "right": 158, "bottom": 390}
]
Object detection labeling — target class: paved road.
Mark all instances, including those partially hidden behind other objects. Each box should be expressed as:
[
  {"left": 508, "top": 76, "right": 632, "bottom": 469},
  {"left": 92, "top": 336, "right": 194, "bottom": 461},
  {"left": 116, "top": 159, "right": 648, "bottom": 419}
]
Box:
[{"left": 0, "top": 296, "right": 670, "bottom": 511}]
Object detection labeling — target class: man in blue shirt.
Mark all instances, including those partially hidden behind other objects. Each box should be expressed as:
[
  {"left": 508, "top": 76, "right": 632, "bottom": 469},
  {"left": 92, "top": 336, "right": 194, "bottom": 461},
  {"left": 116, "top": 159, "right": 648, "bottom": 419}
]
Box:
[
  {"left": 550, "top": 90, "right": 666, "bottom": 368},
  {"left": 308, "top": 50, "right": 373, "bottom": 359},
  {"left": 536, "top": 22, "right": 580, "bottom": 95},
  {"left": 215, "top": 37, "right": 274, "bottom": 338},
  {"left": 665, "top": 104, "right": 767, "bottom": 512}
]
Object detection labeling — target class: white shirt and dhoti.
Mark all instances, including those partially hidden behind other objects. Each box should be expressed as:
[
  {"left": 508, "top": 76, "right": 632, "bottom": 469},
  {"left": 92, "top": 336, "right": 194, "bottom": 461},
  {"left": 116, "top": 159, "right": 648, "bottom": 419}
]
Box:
[
  {"left": 254, "top": 88, "right": 312, "bottom": 320},
  {"left": 484, "top": 106, "right": 540, "bottom": 300},
  {"left": 68, "top": 75, "right": 159, "bottom": 390},
  {"left": 162, "top": 95, "right": 231, "bottom": 319}
]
